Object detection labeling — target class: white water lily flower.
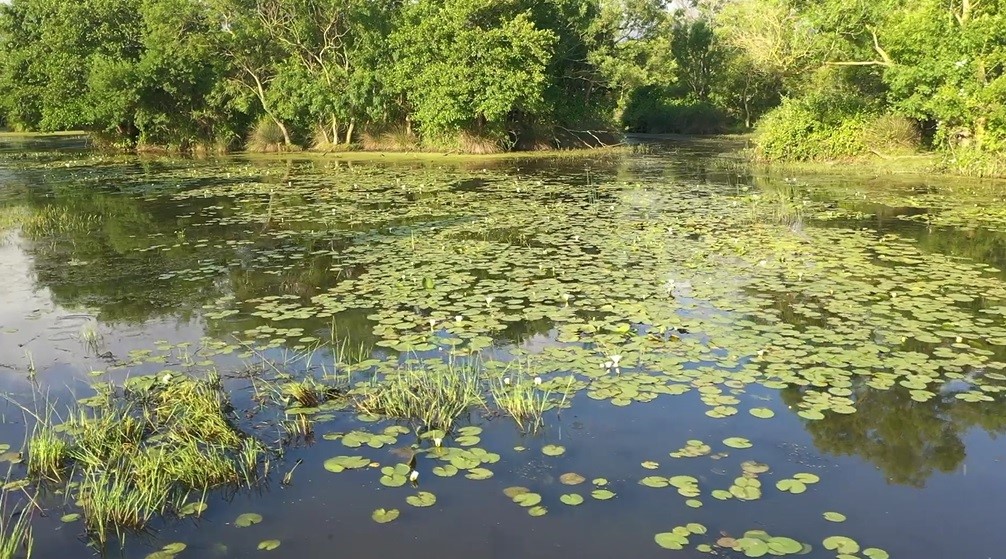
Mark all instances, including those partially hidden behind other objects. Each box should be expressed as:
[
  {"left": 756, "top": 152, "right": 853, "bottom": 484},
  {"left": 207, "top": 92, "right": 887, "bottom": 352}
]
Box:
[
  {"left": 604, "top": 361, "right": 613, "bottom": 369},
  {"left": 433, "top": 437, "right": 443, "bottom": 447},
  {"left": 534, "top": 376, "right": 542, "bottom": 386},
  {"left": 610, "top": 355, "right": 622, "bottom": 367},
  {"left": 486, "top": 296, "right": 494, "bottom": 304},
  {"left": 409, "top": 470, "right": 419, "bottom": 482},
  {"left": 503, "top": 377, "right": 511, "bottom": 386},
  {"left": 455, "top": 315, "right": 463, "bottom": 323}
]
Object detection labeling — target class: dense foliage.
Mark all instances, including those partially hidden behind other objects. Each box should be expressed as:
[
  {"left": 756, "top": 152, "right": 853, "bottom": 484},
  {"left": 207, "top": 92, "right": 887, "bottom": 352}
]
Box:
[
  {"left": 0, "top": 0, "right": 674, "bottom": 151},
  {"left": 1, "top": 0, "right": 1004, "bottom": 161}
]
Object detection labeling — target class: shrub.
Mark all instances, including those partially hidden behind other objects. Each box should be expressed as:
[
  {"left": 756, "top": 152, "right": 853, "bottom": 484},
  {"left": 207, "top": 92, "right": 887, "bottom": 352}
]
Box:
[
  {"left": 623, "top": 93, "right": 728, "bottom": 134},
  {"left": 755, "top": 91, "right": 884, "bottom": 161}
]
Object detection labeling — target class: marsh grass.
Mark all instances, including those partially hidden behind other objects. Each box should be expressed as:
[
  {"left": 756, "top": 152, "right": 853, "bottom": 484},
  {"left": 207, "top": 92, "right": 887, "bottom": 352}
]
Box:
[
  {"left": 19, "top": 206, "right": 100, "bottom": 239},
  {"left": 26, "top": 375, "right": 265, "bottom": 545},
  {"left": 357, "top": 360, "right": 485, "bottom": 432},
  {"left": 489, "top": 366, "right": 573, "bottom": 433},
  {"left": 78, "top": 323, "right": 103, "bottom": 355},
  {"left": 0, "top": 476, "right": 33, "bottom": 559}
]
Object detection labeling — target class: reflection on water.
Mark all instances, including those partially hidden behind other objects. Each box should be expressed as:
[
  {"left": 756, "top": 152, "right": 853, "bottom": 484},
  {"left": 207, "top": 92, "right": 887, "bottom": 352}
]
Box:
[{"left": 1, "top": 136, "right": 1006, "bottom": 558}]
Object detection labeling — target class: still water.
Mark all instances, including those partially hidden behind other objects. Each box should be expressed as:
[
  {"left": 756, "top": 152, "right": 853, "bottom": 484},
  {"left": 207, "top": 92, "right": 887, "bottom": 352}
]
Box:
[{"left": 1, "top": 136, "right": 1004, "bottom": 559}]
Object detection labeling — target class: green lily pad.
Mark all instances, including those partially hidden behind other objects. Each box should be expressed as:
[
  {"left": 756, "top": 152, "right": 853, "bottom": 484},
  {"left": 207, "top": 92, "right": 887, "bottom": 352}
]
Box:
[
  {"left": 235, "top": 513, "right": 263, "bottom": 527},
  {"left": 639, "top": 476, "right": 670, "bottom": 488},
  {"left": 257, "top": 540, "right": 281, "bottom": 551},
  {"left": 723, "top": 437, "right": 753, "bottom": 449},
  {"left": 654, "top": 532, "right": 688, "bottom": 550},
  {"left": 503, "top": 486, "right": 530, "bottom": 498},
  {"left": 372, "top": 508, "right": 399, "bottom": 523},
  {"left": 776, "top": 479, "right": 807, "bottom": 494},
  {"left": 863, "top": 548, "right": 890, "bottom": 559},
  {"left": 465, "top": 467, "right": 493, "bottom": 480},
  {"left": 527, "top": 505, "right": 548, "bottom": 517},
  {"left": 513, "top": 493, "right": 542, "bottom": 507},
  {"left": 60, "top": 513, "right": 80, "bottom": 523},
  {"left": 591, "top": 489, "right": 616, "bottom": 500},
  {"left": 406, "top": 491, "right": 437, "bottom": 507},
  {"left": 824, "top": 511, "right": 847, "bottom": 522},
  {"left": 560, "top": 493, "right": 584, "bottom": 506},
  {"left": 542, "top": 444, "right": 566, "bottom": 456},
  {"left": 324, "top": 455, "right": 371, "bottom": 472},
  {"left": 749, "top": 407, "right": 775, "bottom": 418}
]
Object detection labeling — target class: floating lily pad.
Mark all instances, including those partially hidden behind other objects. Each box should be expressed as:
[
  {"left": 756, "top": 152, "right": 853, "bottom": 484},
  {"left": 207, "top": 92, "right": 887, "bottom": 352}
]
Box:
[
  {"left": 372, "top": 508, "right": 399, "bottom": 523},
  {"left": 639, "top": 476, "right": 670, "bottom": 488},
  {"left": 823, "top": 511, "right": 846, "bottom": 522},
  {"left": 324, "top": 455, "right": 370, "bottom": 473},
  {"left": 235, "top": 513, "right": 263, "bottom": 527},
  {"left": 863, "top": 548, "right": 890, "bottom": 559},
  {"left": 723, "top": 437, "right": 753, "bottom": 449},
  {"left": 749, "top": 407, "right": 775, "bottom": 419},
  {"left": 822, "top": 535, "right": 859, "bottom": 554},
  {"left": 542, "top": 444, "right": 566, "bottom": 456},
  {"left": 257, "top": 540, "right": 280, "bottom": 551},
  {"left": 560, "top": 493, "right": 584, "bottom": 506},
  {"left": 776, "top": 479, "right": 807, "bottom": 494},
  {"left": 654, "top": 532, "right": 688, "bottom": 550},
  {"left": 527, "top": 505, "right": 548, "bottom": 517},
  {"left": 513, "top": 493, "right": 542, "bottom": 507},
  {"left": 591, "top": 489, "right": 615, "bottom": 500},
  {"left": 503, "top": 486, "right": 530, "bottom": 498},
  {"left": 60, "top": 513, "right": 80, "bottom": 523},
  {"left": 406, "top": 491, "right": 437, "bottom": 507},
  {"left": 559, "top": 472, "right": 586, "bottom": 485}
]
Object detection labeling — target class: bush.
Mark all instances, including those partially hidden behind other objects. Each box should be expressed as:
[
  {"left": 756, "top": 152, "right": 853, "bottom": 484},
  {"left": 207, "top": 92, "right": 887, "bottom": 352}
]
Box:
[
  {"left": 246, "top": 118, "right": 290, "bottom": 152},
  {"left": 623, "top": 91, "right": 728, "bottom": 134},
  {"left": 754, "top": 91, "right": 907, "bottom": 161}
]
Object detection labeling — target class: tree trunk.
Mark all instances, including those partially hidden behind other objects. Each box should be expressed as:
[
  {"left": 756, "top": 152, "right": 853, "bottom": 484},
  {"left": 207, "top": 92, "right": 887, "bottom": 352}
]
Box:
[
  {"left": 331, "top": 115, "right": 340, "bottom": 145},
  {"left": 345, "top": 120, "right": 355, "bottom": 145},
  {"left": 275, "top": 117, "right": 292, "bottom": 147}
]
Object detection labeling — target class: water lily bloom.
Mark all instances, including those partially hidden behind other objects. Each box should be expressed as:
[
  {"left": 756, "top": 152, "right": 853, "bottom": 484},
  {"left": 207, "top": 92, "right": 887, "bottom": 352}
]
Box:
[
  {"left": 604, "top": 361, "right": 613, "bottom": 369},
  {"left": 610, "top": 355, "right": 621, "bottom": 367},
  {"left": 486, "top": 296, "right": 494, "bottom": 304},
  {"left": 503, "top": 377, "right": 511, "bottom": 386},
  {"left": 433, "top": 437, "right": 443, "bottom": 447},
  {"left": 409, "top": 470, "right": 419, "bottom": 482},
  {"left": 534, "top": 377, "right": 542, "bottom": 386},
  {"left": 455, "top": 315, "right": 463, "bottom": 323}
]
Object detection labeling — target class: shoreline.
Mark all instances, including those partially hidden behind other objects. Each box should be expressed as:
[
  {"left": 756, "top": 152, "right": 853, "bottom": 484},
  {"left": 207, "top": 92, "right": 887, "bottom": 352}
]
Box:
[{"left": 3, "top": 131, "right": 1004, "bottom": 180}]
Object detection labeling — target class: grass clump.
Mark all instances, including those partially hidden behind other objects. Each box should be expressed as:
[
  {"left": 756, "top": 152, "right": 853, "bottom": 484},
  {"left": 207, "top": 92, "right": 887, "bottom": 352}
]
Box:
[
  {"left": 489, "top": 365, "right": 573, "bottom": 433},
  {"left": 356, "top": 360, "right": 484, "bottom": 432},
  {"left": 26, "top": 422, "right": 69, "bottom": 480},
  {"left": 26, "top": 375, "right": 266, "bottom": 545},
  {"left": 0, "top": 485, "right": 33, "bottom": 559}
]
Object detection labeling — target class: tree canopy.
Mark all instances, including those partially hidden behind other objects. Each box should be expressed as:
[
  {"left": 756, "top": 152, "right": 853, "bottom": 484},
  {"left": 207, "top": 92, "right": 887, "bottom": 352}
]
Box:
[{"left": 1, "top": 0, "right": 1004, "bottom": 161}]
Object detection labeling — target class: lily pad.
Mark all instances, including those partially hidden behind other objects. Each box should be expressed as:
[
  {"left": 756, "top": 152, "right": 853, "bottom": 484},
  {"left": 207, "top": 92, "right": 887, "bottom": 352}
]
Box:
[
  {"left": 235, "top": 513, "right": 263, "bottom": 527},
  {"left": 591, "top": 489, "right": 616, "bottom": 500},
  {"left": 406, "top": 491, "right": 437, "bottom": 507},
  {"left": 257, "top": 540, "right": 281, "bottom": 551},
  {"left": 560, "top": 493, "right": 584, "bottom": 506},
  {"left": 542, "top": 444, "right": 566, "bottom": 456},
  {"left": 372, "top": 508, "right": 399, "bottom": 523},
  {"left": 723, "top": 437, "right": 753, "bottom": 449},
  {"left": 823, "top": 511, "right": 847, "bottom": 522},
  {"left": 559, "top": 472, "right": 586, "bottom": 485}
]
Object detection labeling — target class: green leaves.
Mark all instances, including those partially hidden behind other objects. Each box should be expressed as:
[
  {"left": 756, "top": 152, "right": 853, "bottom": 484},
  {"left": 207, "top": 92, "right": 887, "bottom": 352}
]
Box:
[
  {"left": 406, "top": 491, "right": 437, "bottom": 507},
  {"left": 560, "top": 493, "right": 584, "bottom": 506},
  {"left": 323, "top": 456, "right": 371, "bottom": 473},
  {"left": 234, "top": 513, "right": 262, "bottom": 528},
  {"left": 541, "top": 444, "right": 566, "bottom": 456},
  {"left": 371, "top": 508, "right": 399, "bottom": 523}
]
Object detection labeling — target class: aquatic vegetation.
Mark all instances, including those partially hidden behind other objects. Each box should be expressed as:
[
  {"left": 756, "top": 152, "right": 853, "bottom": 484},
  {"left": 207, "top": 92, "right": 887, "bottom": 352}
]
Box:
[
  {"left": 25, "top": 422, "right": 69, "bottom": 480},
  {"left": 356, "top": 359, "right": 484, "bottom": 432},
  {"left": 0, "top": 483, "right": 33, "bottom": 559},
  {"left": 25, "top": 376, "right": 267, "bottom": 544},
  {"left": 488, "top": 367, "right": 568, "bottom": 432}
]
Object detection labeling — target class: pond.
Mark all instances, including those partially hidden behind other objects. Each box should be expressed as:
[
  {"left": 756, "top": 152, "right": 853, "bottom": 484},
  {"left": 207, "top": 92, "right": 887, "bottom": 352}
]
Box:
[{"left": 1, "top": 136, "right": 1005, "bottom": 559}]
